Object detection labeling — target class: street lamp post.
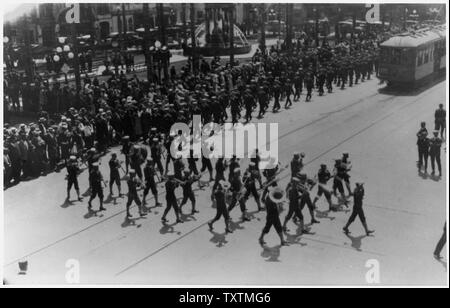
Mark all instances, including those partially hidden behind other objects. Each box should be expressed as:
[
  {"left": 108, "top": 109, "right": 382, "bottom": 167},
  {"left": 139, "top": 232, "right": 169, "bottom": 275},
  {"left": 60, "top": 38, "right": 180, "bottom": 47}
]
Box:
[
  {"left": 70, "top": 23, "right": 81, "bottom": 92},
  {"left": 314, "top": 8, "right": 319, "bottom": 47},
  {"left": 336, "top": 7, "right": 342, "bottom": 41},
  {"left": 143, "top": 3, "right": 152, "bottom": 82},
  {"left": 229, "top": 4, "right": 235, "bottom": 66},
  {"left": 189, "top": 3, "right": 197, "bottom": 75}
]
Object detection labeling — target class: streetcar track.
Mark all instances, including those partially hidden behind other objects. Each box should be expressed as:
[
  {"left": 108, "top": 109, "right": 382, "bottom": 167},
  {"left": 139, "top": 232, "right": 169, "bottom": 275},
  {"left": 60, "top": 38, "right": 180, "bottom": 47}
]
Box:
[{"left": 5, "top": 81, "right": 443, "bottom": 271}]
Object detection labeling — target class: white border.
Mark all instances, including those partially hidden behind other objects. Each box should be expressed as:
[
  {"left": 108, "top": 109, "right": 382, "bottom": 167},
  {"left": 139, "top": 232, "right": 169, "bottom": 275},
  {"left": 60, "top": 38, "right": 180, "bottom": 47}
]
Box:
[{"left": 0, "top": 0, "right": 448, "bottom": 289}]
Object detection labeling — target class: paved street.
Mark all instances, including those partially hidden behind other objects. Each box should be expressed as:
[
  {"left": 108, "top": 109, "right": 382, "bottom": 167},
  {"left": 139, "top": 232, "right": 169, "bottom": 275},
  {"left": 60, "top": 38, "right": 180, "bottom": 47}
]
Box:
[{"left": 3, "top": 78, "right": 447, "bottom": 285}]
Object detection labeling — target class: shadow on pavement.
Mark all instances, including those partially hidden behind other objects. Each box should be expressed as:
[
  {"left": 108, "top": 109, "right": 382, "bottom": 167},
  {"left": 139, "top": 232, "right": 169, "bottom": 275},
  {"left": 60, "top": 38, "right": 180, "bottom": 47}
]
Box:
[
  {"left": 208, "top": 230, "right": 229, "bottom": 247},
  {"left": 260, "top": 244, "right": 282, "bottom": 262},
  {"left": 344, "top": 232, "right": 367, "bottom": 252}
]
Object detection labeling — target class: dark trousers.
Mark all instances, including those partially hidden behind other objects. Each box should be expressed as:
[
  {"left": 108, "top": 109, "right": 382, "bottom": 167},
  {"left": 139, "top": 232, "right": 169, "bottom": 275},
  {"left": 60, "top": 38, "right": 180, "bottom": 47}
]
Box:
[
  {"left": 434, "top": 225, "right": 446, "bottom": 256},
  {"left": 163, "top": 196, "right": 179, "bottom": 218},
  {"left": 211, "top": 205, "right": 230, "bottom": 225},
  {"left": 347, "top": 205, "right": 366, "bottom": 225},
  {"left": 262, "top": 214, "right": 282, "bottom": 234},
  {"left": 228, "top": 192, "right": 246, "bottom": 213},
  {"left": 285, "top": 201, "right": 303, "bottom": 222},
  {"left": 418, "top": 147, "right": 428, "bottom": 170},
  {"left": 430, "top": 153, "right": 441, "bottom": 174}
]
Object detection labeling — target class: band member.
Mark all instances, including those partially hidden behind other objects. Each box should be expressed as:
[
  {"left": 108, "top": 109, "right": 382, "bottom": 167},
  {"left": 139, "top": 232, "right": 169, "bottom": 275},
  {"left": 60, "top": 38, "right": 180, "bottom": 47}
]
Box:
[
  {"left": 150, "top": 137, "right": 164, "bottom": 176},
  {"left": 290, "top": 152, "right": 304, "bottom": 178},
  {"left": 429, "top": 131, "right": 442, "bottom": 177},
  {"left": 180, "top": 170, "right": 199, "bottom": 215},
  {"left": 174, "top": 155, "right": 185, "bottom": 181},
  {"left": 228, "top": 155, "right": 240, "bottom": 182},
  {"left": 262, "top": 161, "right": 282, "bottom": 201},
  {"left": 126, "top": 169, "right": 146, "bottom": 218},
  {"left": 121, "top": 136, "right": 131, "bottom": 173},
  {"left": 283, "top": 177, "right": 308, "bottom": 234},
  {"left": 242, "top": 162, "right": 262, "bottom": 211},
  {"left": 88, "top": 162, "right": 105, "bottom": 212},
  {"left": 416, "top": 122, "right": 429, "bottom": 173},
  {"left": 212, "top": 157, "right": 228, "bottom": 193},
  {"left": 258, "top": 187, "right": 288, "bottom": 246},
  {"left": 228, "top": 168, "right": 250, "bottom": 222},
  {"left": 66, "top": 156, "right": 82, "bottom": 201},
  {"left": 343, "top": 183, "right": 374, "bottom": 236},
  {"left": 298, "top": 173, "right": 320, "bottom": 225},
  {"left": 108, "top": 153, "right": 122, "bottom": 196},
  {"left": 312, "top": 164, "right": 334, "bottom": 211},
  {"left": 341, "top": 153, "right": 352, "bottom": 195},
  {"left": 333, "top": 159, "right": 349, "bottom": 206},
  {"left": 208, "top": 180, "right": 232, "bottom": 233},
  {"left": 142, "top": 158, "right": 161, "bottom": 207},
  {"left": 162, "top": 172, "right": 182, "bottom": 224}
]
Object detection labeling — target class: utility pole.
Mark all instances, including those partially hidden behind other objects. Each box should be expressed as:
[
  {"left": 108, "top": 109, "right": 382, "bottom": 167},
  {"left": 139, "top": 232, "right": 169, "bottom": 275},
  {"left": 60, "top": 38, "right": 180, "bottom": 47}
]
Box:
[
  {"left": 285, "top": 3, "right": 294, "bottom": 50},
  {"left": 22, "top": 16, "right": 34, "bottom": 83},
  {"left": 181, "top": 3, "right": 187, "bottom": 43},
  {"left": 259, "top": 3, "right": 266, "bottom": 54},
  {"left": 70, "top": 22, "right": 81, "bottom": 95},
  {"left": 158, "top": 3, "right": 167, "bottom": 46},
  {"left": 143, "top": 3, "right": 152, "bottom": 82},
  {"left": 229, "top": 4, "right": 235, "bottom": 66},
  {"left": 189, "top": 3, "right": 197, "bottom": 75}
]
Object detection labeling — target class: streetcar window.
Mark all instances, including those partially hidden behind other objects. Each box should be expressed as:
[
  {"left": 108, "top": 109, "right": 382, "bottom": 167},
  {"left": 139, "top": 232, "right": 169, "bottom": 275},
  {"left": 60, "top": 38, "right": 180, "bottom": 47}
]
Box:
[
  {"left": 424, "top": 49, "right": 429, "bottom": 64},
  {"left": 417, "top": 50, "right": 423, "bottom": 66}
]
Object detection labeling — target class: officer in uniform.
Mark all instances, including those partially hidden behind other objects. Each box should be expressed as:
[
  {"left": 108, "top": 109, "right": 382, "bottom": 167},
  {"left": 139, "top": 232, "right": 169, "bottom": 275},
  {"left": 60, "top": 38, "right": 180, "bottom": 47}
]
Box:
[
  {"left": 88, "top": 162, "right": 105, "bottom": 212},
  {"left": 341, "top": 153, "right": 352, "bottom": 196},
  {"left": 142, "top": 158, "right": 161, "bottom": 207},
  {"left": 108, "top": 153, "right": 122, "bottom": 196},
  {"left": 162, "top": 172, "right": 182, "bottom": 224},
  {"left": 312, "top": 164, "right": 334, "bottom": 211},
  {"left": 290, "top": 152, "right": 304, "bottom": 178},
  {"left": 416, "top": 122, "right": 429, "bottom": 173},
  {"left": 258, "top": 187, "right": 288, "bottom": 246},
  {"left": 66, "top": 156, "right": 83, "bottom": 201},
  {"left": 343, "top": 183, "right": 375, "bottom": 236},
  {"left": 429, "top": 130, "right": 442, "bottom": 177},
  {"left": 434, "top": 104, "right": 446, "bottom": 139},
  {"left": 180, "top": 170, "right": 199, "bottom": 215},
  {"left": 208, "top": 180, "right": 232, "bottom": 233},
  {"left": 126, "top": 169, "right": 146, "bottom": 218}
]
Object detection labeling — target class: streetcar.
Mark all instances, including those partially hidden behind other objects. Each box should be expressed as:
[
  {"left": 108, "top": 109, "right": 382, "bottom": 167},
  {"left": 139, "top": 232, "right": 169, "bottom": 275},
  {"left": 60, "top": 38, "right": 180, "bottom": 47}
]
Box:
[{"left": 378, "top": 25, "right": 446, "bottom": 87}]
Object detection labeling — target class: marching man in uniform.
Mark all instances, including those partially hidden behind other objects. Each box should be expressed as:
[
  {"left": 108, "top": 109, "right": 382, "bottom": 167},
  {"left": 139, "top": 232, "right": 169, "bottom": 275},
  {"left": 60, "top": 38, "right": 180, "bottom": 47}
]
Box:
[
  {"left": 259, "top": 187, "right": 288, "bottom": 246},
  {"left": 429, "top": 130, "right": 442, "bottom": 177},
  {"left": 108, "top": 153, "right": 122, "bottom": 197},
  {"left": 66, "top": 155, "right": 83, "bottom": 201},
  {"left": 142, "top": 158, "right": 161, "bottom": 208},
  {"left": 208, "top": 180, "right": 233, "bottom": 234},
  {"left": 162, "top": 172, "right": 182, "bottom": 224},
  {"left": 343, "top": 182, "right": 374, "bottom": 236},
  {"left": 126, "top": 169, "right": 146, "bottom": 218},
  {"left": 312, "top": 164, "right": 334, "bottom": 211},
  {"left": 88, "top": 162, "right": 105, "bottom": 212}
]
